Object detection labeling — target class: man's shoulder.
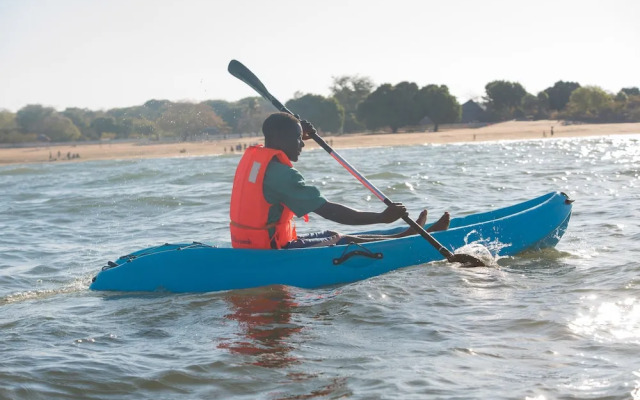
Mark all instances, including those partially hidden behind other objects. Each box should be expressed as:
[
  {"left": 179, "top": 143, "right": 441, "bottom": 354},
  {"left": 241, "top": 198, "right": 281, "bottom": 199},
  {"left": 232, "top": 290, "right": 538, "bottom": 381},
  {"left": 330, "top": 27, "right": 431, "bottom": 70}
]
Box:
[{"left": 265, "top": 159, "right": 302, "bottom": 179}]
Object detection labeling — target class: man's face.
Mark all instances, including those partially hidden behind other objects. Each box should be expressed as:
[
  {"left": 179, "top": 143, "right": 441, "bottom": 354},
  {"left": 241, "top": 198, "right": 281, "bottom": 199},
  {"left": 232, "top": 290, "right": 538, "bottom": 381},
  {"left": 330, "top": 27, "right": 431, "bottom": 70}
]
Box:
[{"left": 280, "top": 122, "right": 305, "bottom": 162}]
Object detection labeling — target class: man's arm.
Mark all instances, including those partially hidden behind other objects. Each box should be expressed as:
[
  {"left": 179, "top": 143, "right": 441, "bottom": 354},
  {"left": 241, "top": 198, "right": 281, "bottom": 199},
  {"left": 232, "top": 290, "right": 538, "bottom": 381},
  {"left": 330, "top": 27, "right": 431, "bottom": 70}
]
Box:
[{"left": 314, "top": 201, "right": 407, "bottom": 225}]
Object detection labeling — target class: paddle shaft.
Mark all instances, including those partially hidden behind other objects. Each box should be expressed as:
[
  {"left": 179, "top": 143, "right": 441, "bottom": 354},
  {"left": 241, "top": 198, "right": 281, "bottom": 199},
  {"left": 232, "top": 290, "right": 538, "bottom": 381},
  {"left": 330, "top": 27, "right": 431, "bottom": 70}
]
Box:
[
  {"left": 228, "top": 60, "right": 458, "bottom": 261},
  {"left": 308, "top": 133, "right": 456, "bottom": 260}
]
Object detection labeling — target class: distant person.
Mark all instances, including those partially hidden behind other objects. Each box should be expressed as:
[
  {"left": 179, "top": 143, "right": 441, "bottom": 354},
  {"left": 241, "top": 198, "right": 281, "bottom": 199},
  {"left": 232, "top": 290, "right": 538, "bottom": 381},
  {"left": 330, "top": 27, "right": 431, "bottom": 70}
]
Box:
[
  {"left": 229, "top": 112, "right": 449, "bottom": 249},
  {"left": 551, "top": 126, "right": 554, "bottom": 136}
]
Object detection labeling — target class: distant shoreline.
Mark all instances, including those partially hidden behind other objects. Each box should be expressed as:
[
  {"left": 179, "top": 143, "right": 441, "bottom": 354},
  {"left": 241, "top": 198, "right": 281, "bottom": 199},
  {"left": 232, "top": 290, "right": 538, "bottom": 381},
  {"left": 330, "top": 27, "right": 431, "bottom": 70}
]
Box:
[{"left": 1, "top": 120, "right": 639, "bottom": 166}]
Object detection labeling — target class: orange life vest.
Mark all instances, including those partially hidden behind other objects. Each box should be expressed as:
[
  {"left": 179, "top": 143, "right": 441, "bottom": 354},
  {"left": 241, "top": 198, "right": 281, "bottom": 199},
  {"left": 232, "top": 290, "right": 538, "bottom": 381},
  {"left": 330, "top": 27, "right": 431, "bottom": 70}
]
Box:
[{"left": 229, "top": 145, "right": 298, "bottom": 249}]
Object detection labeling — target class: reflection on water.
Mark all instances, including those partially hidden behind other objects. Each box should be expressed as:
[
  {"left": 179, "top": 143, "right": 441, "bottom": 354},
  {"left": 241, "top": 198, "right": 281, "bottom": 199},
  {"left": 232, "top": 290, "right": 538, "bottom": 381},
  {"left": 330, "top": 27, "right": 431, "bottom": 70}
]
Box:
[
  {"left": 218, "top": 287, "right": 355, "bottom": 398},
  {"left": 569, "top": 296, "right": 640, "bottom": 343},
  {"left": 219, "top": 286, "right": 302, "bottom": 368}
]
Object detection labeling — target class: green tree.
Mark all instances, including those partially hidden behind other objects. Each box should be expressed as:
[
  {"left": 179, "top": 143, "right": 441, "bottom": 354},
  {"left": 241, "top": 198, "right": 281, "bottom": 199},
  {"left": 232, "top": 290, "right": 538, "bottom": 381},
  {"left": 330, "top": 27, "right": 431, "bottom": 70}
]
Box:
[
  {"left": 330, "top": 75, "right": 374, "bottom": 133},
  {"left": 202, "top": 100, "right": 243, "bottom": 132},
  {"left": 234, "top": 97, "right": 273, "bottom": 134},
  {"left": 129, "top": 118, "right": 156, "bottom": 137},
  {"left": 0, "top": 110, "right": 20, "bottom": 143},
  {"left": 536, "top": 91, "right": 550, "bottom": 118},
  {"left": 357, "top": 82, "right": 421, "bottom": 132},
  {"left": 142, "top": 99, "right": 172, "bottom": 120},
  {"left": 285, "top": 94, "right": 345, "bottom": 133},
  {"left": 615, "top": 91, "right": 629, "bottom": 103},
  {"left": 415, "top": 84, "right": 461, "bottom": 131},
  {"left": 621, "top": 87, "right": 640, "bottom": 96},
  {"left": 564, "top": 86, "right": 613, "bottom": 121},
  {"left": 520, "top": 93, "right": 546, "bottom": 119},
  {"left": 90, "top": 117, "right": 119, "bottom": 138},
  {"left": 543, "top": 81, "right": 581, "bottom": 111},
  {"left": 16, "top": 104, "right": 55, "bottom": 133},
  {"left": 62, "top": 107, "right": 98, "bottom": 139},
  {"left": 610, "top": 90, "right": 640, "bottom": 122},
  {"left": 104, "top": 109, "right": 139, "bottom": 138},
  {"left": 484, "top": 80, "right": 527, "bottom": 120},
  {"left": 38, "top": 114, "right": 82, "bottom": 141},
  {"left": 623, "top": 95, "right": 640, "bottom": 122},
  {"left": 157, "top": 102, "right": 228, "bottom": 139},
  {"left": 107, "top": 107, "right": 134, "bottom": 121},
  {"left": 14, "top": 105, "right": 81, "bottom": 141}
]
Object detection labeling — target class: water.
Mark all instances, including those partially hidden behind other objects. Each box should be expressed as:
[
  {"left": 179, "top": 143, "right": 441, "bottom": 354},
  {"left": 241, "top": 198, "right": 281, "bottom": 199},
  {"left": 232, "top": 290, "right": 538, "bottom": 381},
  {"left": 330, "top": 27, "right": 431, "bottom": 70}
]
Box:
[{"left": 1, "top": 135, "right": 639, "bottom": 399}]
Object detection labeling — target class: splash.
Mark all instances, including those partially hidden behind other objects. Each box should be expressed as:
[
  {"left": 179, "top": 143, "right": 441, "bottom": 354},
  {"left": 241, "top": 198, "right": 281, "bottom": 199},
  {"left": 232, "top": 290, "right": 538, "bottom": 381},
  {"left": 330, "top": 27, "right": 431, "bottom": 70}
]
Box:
[
  {"left": 454, "top": 242, "right": 498, "bottom": 267},
  {"left": 452, "top": 230, "right": 512, "bottom": 267}
]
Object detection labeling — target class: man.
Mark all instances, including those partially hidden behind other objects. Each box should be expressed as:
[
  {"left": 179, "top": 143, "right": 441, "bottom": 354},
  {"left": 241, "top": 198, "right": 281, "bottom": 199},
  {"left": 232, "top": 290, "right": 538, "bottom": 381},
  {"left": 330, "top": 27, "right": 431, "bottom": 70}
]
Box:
[{"left": 229, "top": 113, "right": 449, "bottom": 249}]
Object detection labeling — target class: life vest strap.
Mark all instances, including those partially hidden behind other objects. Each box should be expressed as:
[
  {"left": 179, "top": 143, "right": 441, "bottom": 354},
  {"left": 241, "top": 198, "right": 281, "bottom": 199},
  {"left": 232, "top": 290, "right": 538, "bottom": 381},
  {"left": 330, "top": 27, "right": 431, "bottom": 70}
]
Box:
[{"left": 230, "top": 220, "right": 278, "bottom": 231}]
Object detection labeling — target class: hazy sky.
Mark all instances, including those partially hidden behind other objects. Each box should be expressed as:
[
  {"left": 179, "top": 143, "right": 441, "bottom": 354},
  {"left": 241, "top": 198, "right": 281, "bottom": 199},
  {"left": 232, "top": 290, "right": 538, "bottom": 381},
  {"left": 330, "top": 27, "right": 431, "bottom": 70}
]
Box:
[{"left": 1, "top": 0, "right": 638, "bottom": 112}]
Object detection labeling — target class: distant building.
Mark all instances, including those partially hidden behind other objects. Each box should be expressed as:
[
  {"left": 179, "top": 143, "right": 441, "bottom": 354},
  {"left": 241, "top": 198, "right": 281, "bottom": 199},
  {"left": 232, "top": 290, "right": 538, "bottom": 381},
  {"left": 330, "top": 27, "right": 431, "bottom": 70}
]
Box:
[{"left": 461, "top": 100, "right": 486, "bottom": 123}]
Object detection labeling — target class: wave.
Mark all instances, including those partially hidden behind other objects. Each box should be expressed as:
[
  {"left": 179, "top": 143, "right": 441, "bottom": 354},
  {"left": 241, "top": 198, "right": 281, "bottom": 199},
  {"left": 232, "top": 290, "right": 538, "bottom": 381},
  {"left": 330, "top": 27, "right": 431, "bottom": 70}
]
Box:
[
  {"left": 0, "top": 166, "right": 47, "bottom": 176},
  {"left": 0, "top": 275, "right": 92, "bottom": 306}
]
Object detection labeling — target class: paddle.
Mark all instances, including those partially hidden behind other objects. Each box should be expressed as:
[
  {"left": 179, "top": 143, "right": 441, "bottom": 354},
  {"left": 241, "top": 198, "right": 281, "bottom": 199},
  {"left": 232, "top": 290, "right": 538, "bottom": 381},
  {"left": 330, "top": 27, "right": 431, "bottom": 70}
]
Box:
[{"left": 228, "top": 59, "right": 485, "bottom": 267}]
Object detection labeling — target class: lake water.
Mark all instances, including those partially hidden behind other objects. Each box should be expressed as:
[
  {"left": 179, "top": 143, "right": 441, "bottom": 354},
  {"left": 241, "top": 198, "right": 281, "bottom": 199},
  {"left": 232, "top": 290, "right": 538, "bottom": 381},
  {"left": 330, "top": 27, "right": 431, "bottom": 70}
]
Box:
[{"left": 1, "top": 134, "right": 639, "bottom": 400}]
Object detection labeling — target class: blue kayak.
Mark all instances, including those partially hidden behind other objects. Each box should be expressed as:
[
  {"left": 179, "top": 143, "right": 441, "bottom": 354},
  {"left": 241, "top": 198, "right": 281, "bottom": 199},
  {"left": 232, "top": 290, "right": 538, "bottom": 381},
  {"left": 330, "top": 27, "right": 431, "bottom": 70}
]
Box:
[{"left": 90, "top": 191, "right": 573, "bottom": 293}]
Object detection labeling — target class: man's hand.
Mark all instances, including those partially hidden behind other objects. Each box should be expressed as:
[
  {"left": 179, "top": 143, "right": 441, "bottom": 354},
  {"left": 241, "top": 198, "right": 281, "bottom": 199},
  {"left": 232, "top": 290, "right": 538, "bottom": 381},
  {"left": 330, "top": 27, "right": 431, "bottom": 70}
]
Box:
[
  {"left": 378, "top": 202, "right": 408, "bottom": 223},
  {"left": 300, "top": 120, "right": 317, "bottom": 140}
]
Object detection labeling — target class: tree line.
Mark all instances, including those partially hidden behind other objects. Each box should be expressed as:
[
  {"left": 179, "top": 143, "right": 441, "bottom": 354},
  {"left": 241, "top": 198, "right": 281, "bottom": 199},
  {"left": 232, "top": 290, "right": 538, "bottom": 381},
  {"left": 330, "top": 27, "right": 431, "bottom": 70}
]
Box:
[{"left": 1, "top": 77, "right": 639, "bottom": 144}]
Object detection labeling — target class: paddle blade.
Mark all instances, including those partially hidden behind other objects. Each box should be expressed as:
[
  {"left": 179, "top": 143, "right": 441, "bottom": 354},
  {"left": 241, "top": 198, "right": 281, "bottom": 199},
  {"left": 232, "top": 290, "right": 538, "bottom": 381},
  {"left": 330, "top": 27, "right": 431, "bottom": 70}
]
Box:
[
  {"left": 447, "top": 253, "right": 486, "bottom": 268},
  {"left": 228, "top": 60, "right": 273, "bottom": 101}
]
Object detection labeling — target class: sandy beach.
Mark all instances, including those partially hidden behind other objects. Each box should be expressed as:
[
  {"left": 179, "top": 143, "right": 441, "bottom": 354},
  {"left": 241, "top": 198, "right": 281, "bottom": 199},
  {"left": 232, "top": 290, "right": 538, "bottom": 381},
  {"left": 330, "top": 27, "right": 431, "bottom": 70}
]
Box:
[{"left": 1, "top": 120, "right": 639, "bottom": 166}]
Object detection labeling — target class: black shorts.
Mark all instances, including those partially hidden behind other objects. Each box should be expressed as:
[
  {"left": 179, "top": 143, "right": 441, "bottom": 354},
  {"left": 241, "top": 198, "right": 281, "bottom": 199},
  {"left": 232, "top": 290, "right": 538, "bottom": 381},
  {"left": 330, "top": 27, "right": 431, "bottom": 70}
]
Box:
[{"left": 283, "top": 230, "right": 342, "bottom": 249}]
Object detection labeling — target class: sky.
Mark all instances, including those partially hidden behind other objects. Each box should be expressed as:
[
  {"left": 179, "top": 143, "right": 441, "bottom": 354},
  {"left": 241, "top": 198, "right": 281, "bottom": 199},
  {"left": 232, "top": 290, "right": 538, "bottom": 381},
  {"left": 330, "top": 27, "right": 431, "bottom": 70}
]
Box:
[{"left": 0, "top": 0, "right": 638, "bottom": 112}]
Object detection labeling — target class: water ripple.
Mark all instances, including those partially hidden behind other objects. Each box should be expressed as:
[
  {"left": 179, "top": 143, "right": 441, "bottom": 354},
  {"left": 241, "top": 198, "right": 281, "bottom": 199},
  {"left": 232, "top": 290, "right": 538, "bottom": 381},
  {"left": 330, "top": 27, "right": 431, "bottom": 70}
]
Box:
[{"left": 2, "top": 135, "right": 640, "bottom": 399}]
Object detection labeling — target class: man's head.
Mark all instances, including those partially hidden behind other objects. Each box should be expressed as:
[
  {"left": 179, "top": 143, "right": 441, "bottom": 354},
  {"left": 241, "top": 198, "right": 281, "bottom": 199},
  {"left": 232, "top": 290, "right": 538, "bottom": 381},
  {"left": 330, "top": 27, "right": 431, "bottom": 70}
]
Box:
[{"left": 262, "top": 112, "right": 304, "bottom": 162}]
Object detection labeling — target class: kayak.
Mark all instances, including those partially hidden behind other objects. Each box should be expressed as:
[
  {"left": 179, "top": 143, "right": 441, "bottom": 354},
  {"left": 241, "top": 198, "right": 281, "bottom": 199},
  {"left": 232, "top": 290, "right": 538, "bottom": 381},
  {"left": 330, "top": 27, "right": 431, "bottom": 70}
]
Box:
[{"left": 90, "top": 191, "right": 573, "bottom": 293}]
